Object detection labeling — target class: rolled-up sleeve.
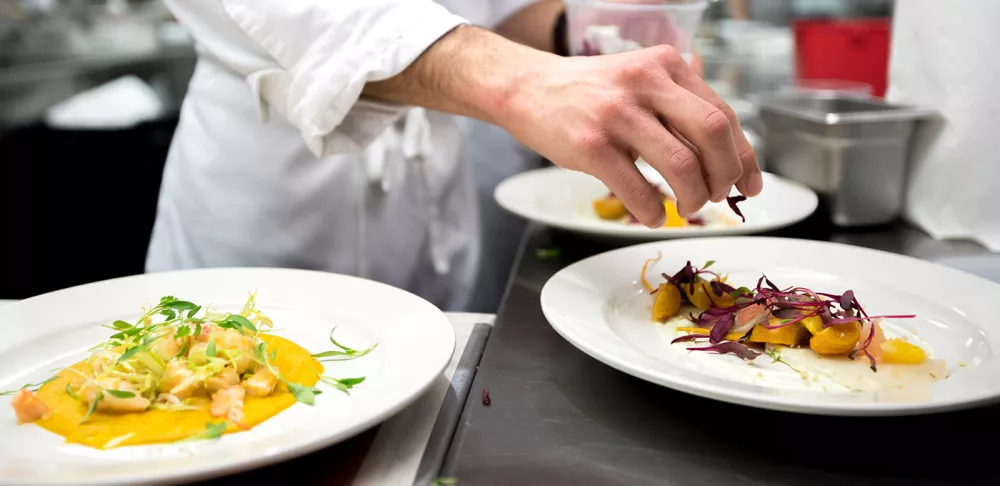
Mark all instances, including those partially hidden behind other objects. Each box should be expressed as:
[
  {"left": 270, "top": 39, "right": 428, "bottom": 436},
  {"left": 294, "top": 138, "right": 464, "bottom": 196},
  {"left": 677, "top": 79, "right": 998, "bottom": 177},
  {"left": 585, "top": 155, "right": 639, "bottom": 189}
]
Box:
[{"left": 164, "top": 0, "right": 468, "bottom": 156}]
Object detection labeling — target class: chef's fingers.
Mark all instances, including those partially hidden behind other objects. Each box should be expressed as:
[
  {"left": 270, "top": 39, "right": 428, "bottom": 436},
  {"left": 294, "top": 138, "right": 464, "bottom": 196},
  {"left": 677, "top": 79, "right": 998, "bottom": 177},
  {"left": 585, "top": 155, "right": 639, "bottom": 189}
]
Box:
[
  {"left": 615, "top": 111, "right": 710, "bottom": 217},
  {"left": 645, "top": 79, "right": 744, "bottom": 204},
  {"left": 591, "top": 150, "right": 666, "bottom": 228},
  {"left": 668, "top": 57, "right": 763, "bottom": 197}
]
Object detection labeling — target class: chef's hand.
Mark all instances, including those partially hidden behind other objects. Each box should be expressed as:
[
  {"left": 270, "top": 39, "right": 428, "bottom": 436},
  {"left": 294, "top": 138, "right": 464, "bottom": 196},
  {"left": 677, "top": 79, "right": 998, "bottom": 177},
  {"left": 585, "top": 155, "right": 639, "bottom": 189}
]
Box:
[
  {"left": 364, "top": 26, "right": 759, "bottom": 227},
  {"left": 496, "top": 45, "right": 760, "bottom": 226}
]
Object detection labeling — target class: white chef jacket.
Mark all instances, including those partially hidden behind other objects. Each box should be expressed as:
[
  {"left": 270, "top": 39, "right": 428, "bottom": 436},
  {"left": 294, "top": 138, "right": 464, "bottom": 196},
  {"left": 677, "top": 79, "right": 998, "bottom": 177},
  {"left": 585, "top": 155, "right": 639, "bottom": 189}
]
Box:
[{"left": 148, "top": 0, "right": 535, "bottom": 311}]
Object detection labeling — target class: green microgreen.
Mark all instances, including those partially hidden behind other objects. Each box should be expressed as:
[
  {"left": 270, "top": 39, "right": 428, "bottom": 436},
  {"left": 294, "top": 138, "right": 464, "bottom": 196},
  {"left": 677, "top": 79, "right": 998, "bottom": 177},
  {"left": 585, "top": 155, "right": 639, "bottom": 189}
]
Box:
[
  {"left": 310, "top": 327, "right": 378, "bottom": 362},
  {"left": 174, "top": 421, "right": 229, "bottom": 444},
  {"left": 0, "top": 376, "right": 57, "bottom": 396},
  {"left": 80, "top": 390, "right": 103, "bottom": 424}
]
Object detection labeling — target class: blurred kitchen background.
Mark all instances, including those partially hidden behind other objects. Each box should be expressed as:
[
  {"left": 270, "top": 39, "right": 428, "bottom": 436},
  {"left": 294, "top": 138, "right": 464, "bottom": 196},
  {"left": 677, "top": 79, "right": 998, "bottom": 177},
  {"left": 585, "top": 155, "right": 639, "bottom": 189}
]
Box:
[{"left": 0, "top": 0, "right": 895, "bottom": 303}]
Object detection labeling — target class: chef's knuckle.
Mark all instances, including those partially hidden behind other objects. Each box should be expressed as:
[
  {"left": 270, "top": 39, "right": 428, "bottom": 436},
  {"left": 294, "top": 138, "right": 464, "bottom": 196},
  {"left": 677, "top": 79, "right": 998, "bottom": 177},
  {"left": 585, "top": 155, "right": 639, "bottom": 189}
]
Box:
[
  {"left": 577, "top": 129, "right": 613, "bottom": 157},
  {"left": 596, "top": 95, "right": 629, "bottom": 121},
  {"left": 721, "top": 161, "right": 744, "bottom": 185},
  {"left": 716, "top": 103, "right": 739, "bottom": 125},
  {"left": 612, "top": 169, "right": 650, "bottom": 204},
  {"left": 702, "top": 109, "right": 732, "bottom": 141},
  {"left": 667, "top": 146, "right": 700, "bottom": 179},
  {"left": 618, "top": 59, "right": 661, "bottom": 86},
  {"left": 650, "top": 44, "right": 683, "bottom": 70},
  {"left": 739, "top": 144, "right": 758, "bottom": 165}
]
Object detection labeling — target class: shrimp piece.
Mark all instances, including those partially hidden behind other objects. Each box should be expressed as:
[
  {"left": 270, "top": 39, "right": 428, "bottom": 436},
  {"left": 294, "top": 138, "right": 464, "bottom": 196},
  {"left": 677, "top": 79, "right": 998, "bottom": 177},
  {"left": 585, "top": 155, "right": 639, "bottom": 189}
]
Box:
[
  {"left": 149, "top": 329, "right": 189, "bottom": 361},
  {"left": 210, "top": 386, "right": 245, "bottom": 425},
  {"left": 85, "top": 378, "right": 151, "bottom": 413},
  {"left": 857, "top": 318, "right": 887, "bottom": 360},
  {"left": 91, "top": 356, "right": 113, "bottom": 375},
  {"left": 159, "top": 358, "right": 203, "bottom": 399},
  {"left": 205, "top": 367, "right": 240, "bottom": 395},
  {"left": 212, "top": 329, "right": 256, "bottom": 374},
  {"left": 732, "top": 303, "right": 770, "bottom": 335},
  {"left": 241, "top": 368, "right": 278, "bottom": 397},
  {"left": 193, "top": 324, "right": 216, "bottom": 343},
  {"left": 10, "top": 389, "right": 50, "bottom": 424}
]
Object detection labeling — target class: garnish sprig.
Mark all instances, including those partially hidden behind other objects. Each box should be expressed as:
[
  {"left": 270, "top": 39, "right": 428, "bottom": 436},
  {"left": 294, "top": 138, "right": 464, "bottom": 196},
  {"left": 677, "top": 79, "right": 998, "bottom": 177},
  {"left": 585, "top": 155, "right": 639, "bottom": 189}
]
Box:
[
  {"left": 0, "top": 376, "right": 57, "bottom": 396},
  {"left": 310, "top": 327, "right": 378, "bottom": 362}
]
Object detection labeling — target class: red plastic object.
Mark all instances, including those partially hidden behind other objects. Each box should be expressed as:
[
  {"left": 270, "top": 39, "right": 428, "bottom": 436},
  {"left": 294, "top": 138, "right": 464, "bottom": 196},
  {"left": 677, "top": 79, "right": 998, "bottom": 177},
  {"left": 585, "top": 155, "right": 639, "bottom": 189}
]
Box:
[{"left": 793, "top": 18, "right": 891, "bottom": 98}]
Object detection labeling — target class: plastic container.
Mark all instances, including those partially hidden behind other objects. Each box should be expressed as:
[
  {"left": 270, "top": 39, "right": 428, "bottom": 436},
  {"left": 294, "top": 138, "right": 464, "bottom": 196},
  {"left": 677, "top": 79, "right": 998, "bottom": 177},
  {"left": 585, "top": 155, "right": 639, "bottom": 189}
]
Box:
[
  {"left": 793, "top": 18, "right": 891, "bottom": 98},
  {"left": 565, "top": 0, "right": 709, "bottom": 57}
]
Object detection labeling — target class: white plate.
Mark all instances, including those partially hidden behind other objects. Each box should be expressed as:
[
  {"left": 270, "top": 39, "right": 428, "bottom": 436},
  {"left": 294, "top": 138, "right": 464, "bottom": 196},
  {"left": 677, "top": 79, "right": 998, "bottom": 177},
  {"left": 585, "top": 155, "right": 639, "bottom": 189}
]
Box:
[
  {"left": 495, "top": 164, "right": 818, "bottom": 239},
  {"left": 540, "top": 237, "right": 1000, "bottom": 416},
  {"left": 0, "top": 268, "right": 455, "bottom": 485}
]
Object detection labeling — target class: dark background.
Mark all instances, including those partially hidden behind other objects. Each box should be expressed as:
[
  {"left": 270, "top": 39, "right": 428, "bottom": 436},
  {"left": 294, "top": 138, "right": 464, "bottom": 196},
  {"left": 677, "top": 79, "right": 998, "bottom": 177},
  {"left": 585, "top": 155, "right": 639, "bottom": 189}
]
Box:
[{"left": 0, "top": 118, "right": 176, "bottom": 298}]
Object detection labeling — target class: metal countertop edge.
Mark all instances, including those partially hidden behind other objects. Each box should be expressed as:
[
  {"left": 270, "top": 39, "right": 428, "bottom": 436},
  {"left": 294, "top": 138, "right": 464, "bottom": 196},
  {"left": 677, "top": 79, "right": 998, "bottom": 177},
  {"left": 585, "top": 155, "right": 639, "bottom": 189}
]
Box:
[{"left": 413, "top": 322, "right": 494, "bottom": 486}]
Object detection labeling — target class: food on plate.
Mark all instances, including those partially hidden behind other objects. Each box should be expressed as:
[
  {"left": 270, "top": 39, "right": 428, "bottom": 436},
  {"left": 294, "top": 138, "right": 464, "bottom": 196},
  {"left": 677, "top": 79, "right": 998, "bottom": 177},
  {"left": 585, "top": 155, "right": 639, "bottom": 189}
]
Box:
[
  {"left": 2, "top": 293, "right": 375, "bottom": 449},
  {"left": 640, "top": 257, "right": 947, "bottom": 390},
  {"left": 593, "top": 191, "right": 746, "bottom": 227}
]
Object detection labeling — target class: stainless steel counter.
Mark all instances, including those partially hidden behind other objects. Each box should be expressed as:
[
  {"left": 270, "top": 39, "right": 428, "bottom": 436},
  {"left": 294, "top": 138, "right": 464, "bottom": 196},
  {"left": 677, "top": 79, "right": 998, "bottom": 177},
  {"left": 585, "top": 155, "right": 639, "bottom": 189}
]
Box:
[{"left": 443, "top": 208, "right": 1000, "bottom": 485}]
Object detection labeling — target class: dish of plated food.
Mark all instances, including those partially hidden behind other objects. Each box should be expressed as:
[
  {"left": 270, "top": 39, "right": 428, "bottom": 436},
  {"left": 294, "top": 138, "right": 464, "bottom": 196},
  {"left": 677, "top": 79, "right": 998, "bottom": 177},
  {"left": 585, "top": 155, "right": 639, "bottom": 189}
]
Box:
[
  {"left": 2, "top": 292, "right": 374, "bottom": 450},
  {"left": 639, "top": 255, "right": 946, "bottom": 393},
  {"left": 495, "top": 165, "right": 818, "bottom": 240},
  {"left": 0, "top": 268, "right": 454, "bottom": 485},
  {"left": 538, "top": 237, "right": 997, "bottom": 415},
  {"left": 593, "top": 189, "right": 745, "bottom": 228}
]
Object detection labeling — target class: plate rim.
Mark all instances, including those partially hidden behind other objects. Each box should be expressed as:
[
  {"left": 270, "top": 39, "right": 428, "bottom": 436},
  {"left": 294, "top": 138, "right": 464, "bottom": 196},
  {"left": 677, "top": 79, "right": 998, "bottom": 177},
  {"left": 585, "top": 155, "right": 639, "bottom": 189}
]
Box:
[
  {"left": 539, "top": 236, "right": 1000, "bottom": 416},
  {"left": 494, "top": 167, "right": 819, "bottom": 239},
  {"left": 0, "top": 267, "right": 456, "bottom": 485}
]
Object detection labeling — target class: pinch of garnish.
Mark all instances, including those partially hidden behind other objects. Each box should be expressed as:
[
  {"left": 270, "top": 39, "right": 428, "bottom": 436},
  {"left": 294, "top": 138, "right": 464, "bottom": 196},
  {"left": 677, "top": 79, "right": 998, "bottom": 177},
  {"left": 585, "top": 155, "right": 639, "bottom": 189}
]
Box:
[
  {"left": 80, "top": 391, "right": 103, "bottom": 424},
  {"left": 174, "top": 421, "right": 229, "bottom": 444},
  {"left": 482, "top": 389, "right": 492, "bottom": 406},
  {"left": 687, "top": 341, "right": 761, "bottom": 360},
  {"left": 0, "top": 376, "right": 57, "bottom": 396},
  {"left": 640, "top": 252, "right": 663, "bottom": 293},
  {"left": 708, "top": 313, "right": 735, "bottom": 343},
  {"left": 310, "top": 327, "right": 378, "bottom": 362},
  {"left": 726, "top": 195, "right": 747, "bottom": 222},
  {"left": 671, "top": 334, "right": 710, "bottom": 345}
]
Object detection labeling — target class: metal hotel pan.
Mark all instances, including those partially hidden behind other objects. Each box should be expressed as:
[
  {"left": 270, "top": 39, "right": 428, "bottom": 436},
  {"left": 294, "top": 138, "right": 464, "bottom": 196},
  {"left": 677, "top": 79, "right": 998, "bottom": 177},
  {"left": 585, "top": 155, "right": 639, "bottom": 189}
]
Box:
[{"left": 757, "top": 93, "right": 937, "bottom": 227}]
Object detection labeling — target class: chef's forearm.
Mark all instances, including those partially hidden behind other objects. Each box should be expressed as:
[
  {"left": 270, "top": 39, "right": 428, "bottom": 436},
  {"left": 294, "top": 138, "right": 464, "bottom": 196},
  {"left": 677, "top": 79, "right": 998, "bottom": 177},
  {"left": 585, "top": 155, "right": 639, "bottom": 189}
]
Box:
[
  {"left": 493, "top": 0, "right": 566, "bottom": 53},
  {"left": 361, "top": 24, "right": 550, "bottom": 125}
]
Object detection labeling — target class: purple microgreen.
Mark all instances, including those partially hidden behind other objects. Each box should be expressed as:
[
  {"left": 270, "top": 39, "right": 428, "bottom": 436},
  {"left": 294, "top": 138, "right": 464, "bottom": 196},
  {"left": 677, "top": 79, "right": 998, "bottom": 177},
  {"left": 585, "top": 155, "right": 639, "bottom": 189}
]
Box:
[
  {"left": 687, "top": 341, "right": 761, "bottom": 360},
  {"left": 668, "top": 261, "right": 697, "bottom": 286},
  {"left": 840, "top": 290, "right": 855, "bottom": 312},
  {"left": 671, "top": 334, "right": 709, "bottom": 345},
  {"left": 726, "top": 195, "right": 747, "bottom": 222},
  {"left": 709, "top": 313, "right": 735, "bottom": 343},
  {"left": 710, "top": 280, "right": 724, "bottom": 297},
  {"left": 482, "top": 389, "right": 491, "bottom": 406},
  {"left": 709, "top": 279, "right": 736, "bottom": 297}
]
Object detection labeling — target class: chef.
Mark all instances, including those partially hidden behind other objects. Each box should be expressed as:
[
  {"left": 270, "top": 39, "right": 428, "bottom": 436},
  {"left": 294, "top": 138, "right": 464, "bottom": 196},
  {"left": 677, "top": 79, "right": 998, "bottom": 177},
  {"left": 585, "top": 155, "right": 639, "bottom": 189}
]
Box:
[{"left": 148, "top": 0, "right": 761, "bottom": 310}]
